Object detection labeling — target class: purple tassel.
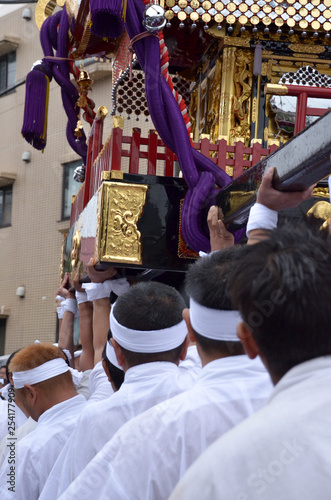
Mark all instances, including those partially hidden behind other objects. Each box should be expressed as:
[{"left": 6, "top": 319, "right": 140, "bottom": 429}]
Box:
[
  {"left": 21, "top": 64, "right": 52, "bottom": 151},
  {"left": 90, "top": 0, "right": 127, "bottom": 38}
]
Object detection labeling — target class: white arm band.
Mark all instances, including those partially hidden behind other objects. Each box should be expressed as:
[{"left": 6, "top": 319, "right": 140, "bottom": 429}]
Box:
[
  {"left": 62, "top": 348, "right": 72, "bottom": 361},
  {"left": 75, "top": 290, "right": 89, "bottom": 305},
  {"left": 57, "top": 306, "right": 64, "bottom": 320},
  {"left": 83, "top": 278, "right": 129, "bottom": 301},
  {"left": 246, "top": 203, "right": 278, "bottom": 237},
  {"left": 62, "top": 298, "right": 78, "bottom": 316}
]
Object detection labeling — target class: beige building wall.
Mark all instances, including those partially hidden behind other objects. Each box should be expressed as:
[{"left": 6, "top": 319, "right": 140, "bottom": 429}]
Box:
[{"left": 0, "top": 5, "right": 155, "bottom": 355}]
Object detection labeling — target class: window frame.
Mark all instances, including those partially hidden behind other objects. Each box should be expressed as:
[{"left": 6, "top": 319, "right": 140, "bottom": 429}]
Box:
[
  {"left": 0, "top": 184, "right": 12, "bottom": 228},
  {"left": 0, "top": 318, "right": 6, "bottom": 356},
  {"left": 61, "top": 160, "right": 82, "bottom": 221},
  {"left": 0, "top": 51, "right": 16, "bottom": 93}
]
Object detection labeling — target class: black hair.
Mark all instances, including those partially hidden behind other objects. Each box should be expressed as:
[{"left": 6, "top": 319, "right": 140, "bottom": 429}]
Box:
[
  {"left": 5, "top": 350, "right": 21, "bottom": 383},
  {"left": 229, "top": 225, "right": 331, "bottom": 380},
  {"left": 185, "top": 245, "right": 249, "bottom": 310},
  {"left": 102, "top": 330, "right": 125, "bottom": 391},
  {"left": 112, "top": 281, "right": 187, "bottom": 367},
  {"left": 185, "top": 247, "right": 248, "bottom": 357}
]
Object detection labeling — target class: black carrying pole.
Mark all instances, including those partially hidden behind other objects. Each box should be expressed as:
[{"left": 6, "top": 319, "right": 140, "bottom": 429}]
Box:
[{"left": 217, "top": 109, "right": 331, "bottom": 231}]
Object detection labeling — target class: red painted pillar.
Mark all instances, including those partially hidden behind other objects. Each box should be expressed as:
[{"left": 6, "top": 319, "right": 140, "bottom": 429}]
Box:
[
  {"left": 147, "top": 130, "right": 158, "bottom": 175},
  {"left": 294, "top": 92, "right": 308, "bottom": 135},
  {"left": 233, "top": 140, "right": 244, "bottom": 179},
  {"left": 165, "top": 147, "right": 175, "bottom": 177},
  {"left": 129, "top": 128, "right": 141, "bottom": 174},
  {"left": 110, "top": 117, "right": 124, "bottom": 171}
]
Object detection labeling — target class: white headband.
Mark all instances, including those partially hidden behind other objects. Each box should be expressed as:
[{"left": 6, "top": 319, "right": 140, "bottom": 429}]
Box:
[
  {"left": 109, "top": 307, "right": 188, "bottom": 353},
  {"left": 189, "top": 298, "right": 241, "bottom": 342},
  {"left": 106, "top": 341, "right": 123, "bottom": 371},
  {"left": 12, "top": 358, "right": 70, "bottom": 389}
]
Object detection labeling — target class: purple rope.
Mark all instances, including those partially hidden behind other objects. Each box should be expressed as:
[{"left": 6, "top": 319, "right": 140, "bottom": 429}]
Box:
[
  {"left": 40, "top": 10, "right": 87, "bottom": 163},
  {"left": 125, "top": 0, "right": 239, "bottom": 252}
]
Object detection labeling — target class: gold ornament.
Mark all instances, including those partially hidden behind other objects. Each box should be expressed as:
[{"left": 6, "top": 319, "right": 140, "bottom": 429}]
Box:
[
  {"left": 76, "top": 69, "right": 94, "bottom": 119},
  {"left": 74, "top": 119, "right": 84, "bottom": 139},
  {"left": 77, "top": 70, "right": 93, "bottom": 91}
]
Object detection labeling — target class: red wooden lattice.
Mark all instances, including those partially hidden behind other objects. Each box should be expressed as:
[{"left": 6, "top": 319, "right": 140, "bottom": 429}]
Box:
[{"left": 70, "top": 124, "right": 278, "bottom": 225}]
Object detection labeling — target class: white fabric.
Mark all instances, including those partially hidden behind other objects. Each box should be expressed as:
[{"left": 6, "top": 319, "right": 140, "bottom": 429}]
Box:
[
  {"left": 73, "top": 350, "right": 82, "bottom": 359},
  {"left": 190, "top": 299, "right": 241, "bottom": 341},
  {"left": 56, "top": 356, "right": 273, "bottom": 500},
  {"left": 0, "top": 417, "right": 37, "bottom": 467},
  {"left": 0, "top": 394, "right": 85, "bottom": 500},
  {"left": 57, "top": 306, "right": 64, "bottom": 319},
  {"left": 68, "top": 367, "right": 84, "bottom": 388},
  {"left": 0, "top": 384, "right": 10, "bottom": 400},
  {"left": 87, "top": 361, "right": 114, "bottom": 404},
  {"left": 13, "top": 358, "right": 70, "bottom": 389},
  {"left": 75, "top": 290, "right": 89, "bottom": 305},
  {"left": 178, "top": 345, "right": 202, "bottom": 382},
  {"left": 75, "top": 369, "right": 91, "bottom": 401},
  {"left": 62, "top": 298, "right": 78, "bottom": 315},
  {"left": 110, "top": 308, "right": 188, "bottom": 353},
  {"left": 82, "top": 278, "right": 129, "bottom": 301},
  {"left": 198, "top": 250, "right": 218, "bottom": 258},
  {"left": 246, "top": 202, "right": 278, "bottom": 237},
  {"left": 0, "top": 399, "right": 27, "bottom": 442},
  {"left": 62, "top": 348, "right": 72, "bottom": 361},
  {"left": 169, "top": 356, "right": 331, "bottom": 500},
  {"left": 40, "top": 361, "right": 198, "bottom": 500},
  {"left": 56, "top": 295, "right": 65, "bottom": 302},
  {"left": 106, "top": 341, "right": 123, "bottom": 370}
]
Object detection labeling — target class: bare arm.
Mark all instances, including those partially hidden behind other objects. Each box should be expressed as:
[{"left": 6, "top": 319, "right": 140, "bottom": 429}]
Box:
[
  {"left": 73, "top": 273, "right": 94, "bottom": 372},
  {"left": 57, "top": 273, "right": 76, "bottom": 366},
  {"left": 87, "top": 259, "right": 117, "bottom": 365}
]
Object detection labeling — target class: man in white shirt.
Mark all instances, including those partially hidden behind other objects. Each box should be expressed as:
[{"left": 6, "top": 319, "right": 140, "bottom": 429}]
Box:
[
  {"left": 170, "top": 224, "right": 331, "bottom": 500},
  {"left": 57, "top": 245, "right": 273, "bottom": 500},
  {"left": 40, "top": 281, "right": 197, "bottom": 499},
  {"left": 0, "top": 343, "right": 86, "bottom": 500}
]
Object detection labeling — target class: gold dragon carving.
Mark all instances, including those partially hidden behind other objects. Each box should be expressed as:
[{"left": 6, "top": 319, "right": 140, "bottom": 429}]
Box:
[
  {"left": 206, "top": 60, "right": 222, "bottom": 144},
  {"left": 97, "top": 182, "right": 148, "bottom": 265},
  {"left": 231, "top": 49, "right": 253, "bottom": 144}
]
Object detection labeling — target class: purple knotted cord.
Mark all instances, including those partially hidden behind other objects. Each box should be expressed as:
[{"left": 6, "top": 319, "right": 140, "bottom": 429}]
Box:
[
  {"left": 90, "top": 0, "right": 126, "bottom": 38},
  {"left": 40, "top": 10, "right": 87, "bottom": 163},
  {"left": 125, "top": 0, "right": 241, "bottom": 251}
]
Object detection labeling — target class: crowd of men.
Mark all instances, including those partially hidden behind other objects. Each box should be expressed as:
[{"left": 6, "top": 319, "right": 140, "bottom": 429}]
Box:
[{"left": 0, "top": 168, "right": 330, "bottom": 499}]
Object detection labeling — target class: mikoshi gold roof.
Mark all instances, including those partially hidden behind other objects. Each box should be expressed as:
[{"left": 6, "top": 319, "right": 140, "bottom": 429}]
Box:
[{"left": 163, "top": 0, "right": 331, "bottom": 34}]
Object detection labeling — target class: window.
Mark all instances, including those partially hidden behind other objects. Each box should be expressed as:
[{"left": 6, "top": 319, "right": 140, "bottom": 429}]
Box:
[
  {"left": 62, "top": 160, "right": 82, "bottom": 220},
  {"left": 0, "top": 52, "right": 16, "bottom": 92},
  {"left": 0, "top": 185, "right": 12, "bottom": 227},
  {"left": 0, "top": 319, "right": 6, "bottom": 356}
]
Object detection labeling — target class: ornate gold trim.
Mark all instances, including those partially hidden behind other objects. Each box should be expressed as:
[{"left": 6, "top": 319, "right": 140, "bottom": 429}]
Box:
[
  {"left": 113, "top": 116, "right": 124, "bottom": 130},
  {"left": 102, "top": 171, "right": 124, "bottom": 180},
  {"left": 224, "top": 37, "right": 250, "bottom": 48},
  {"left": 264, "top": 83, "right": 288, "bottom": 95},
  {"left": 97, "top": 181, "right": 148, "bottom": 265},
  {"left": 251, "top": 96, "right": 257, "bottom": 124},
  {"left": 59, "top": 234, "right": 66, "bottom": 286},
  {"left": 35, "top": 0, "right": 65, "bottom": 30},
  {"left": 313, "top": 187, "right": 330, "bottom": 199},
  {"left": 289, "top": 44, "right": 326, "bottom": 54},
  {"left": 71, "top": 230, "right": 81, "bottom": 270}
]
